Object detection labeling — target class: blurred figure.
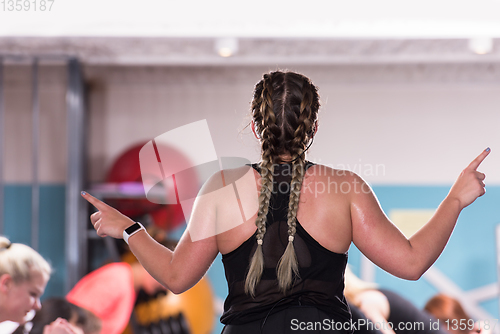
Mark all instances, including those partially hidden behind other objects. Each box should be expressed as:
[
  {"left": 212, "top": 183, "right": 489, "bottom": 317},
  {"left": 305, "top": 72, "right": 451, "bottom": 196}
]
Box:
[
  {"left": 26, "top": 298, "right": 101, "bottom": 334},
  {"left": 66, "top": 261, "right": 166, "bottom": 334},
  {"left": 0, "top": 236, "right": 82, "bottom": 334},
  {"left": 424, "top": 294, "right": 488, "bottom": 334},
  {"left": 345, "top": 267, "right": 448, "bottom": 334},
  {"left": 344, "top": 268, "right": 386, "bottom": 334}
]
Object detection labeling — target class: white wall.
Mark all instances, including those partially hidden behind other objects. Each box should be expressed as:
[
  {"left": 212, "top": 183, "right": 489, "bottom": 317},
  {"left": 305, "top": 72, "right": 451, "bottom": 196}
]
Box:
[
  {"left": 3, "top": 64, "right": 67, "bottom": 184},
  {"left": 85, "top": 65, "right": 500, "bottom": 185},
  {"left": 4, "top": 64, "right": 499, "bottom": 185}
]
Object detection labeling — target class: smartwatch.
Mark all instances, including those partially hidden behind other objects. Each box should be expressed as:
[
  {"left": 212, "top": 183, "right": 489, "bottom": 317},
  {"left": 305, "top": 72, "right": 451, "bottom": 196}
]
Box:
[{"left": 123, "top": 222, "right": 145, "bottom": 245}]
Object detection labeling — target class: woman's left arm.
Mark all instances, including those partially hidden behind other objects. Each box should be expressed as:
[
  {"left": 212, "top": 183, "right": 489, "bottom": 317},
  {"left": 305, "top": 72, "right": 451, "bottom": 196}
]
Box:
[{"left": 351, "top": 149, "right": 489, "bottom": 280}]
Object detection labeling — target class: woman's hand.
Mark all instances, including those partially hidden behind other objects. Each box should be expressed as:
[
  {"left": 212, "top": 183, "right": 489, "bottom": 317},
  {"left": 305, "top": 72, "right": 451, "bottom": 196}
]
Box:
[
  {"left": 43, "top": 318, "right": 84, "bottom": 334},
  {"left": 81, "top": 191, "right": 136, "bottom": 239},
  {"left": 447, "top": 148, "right": 490, "bottom": 210}
]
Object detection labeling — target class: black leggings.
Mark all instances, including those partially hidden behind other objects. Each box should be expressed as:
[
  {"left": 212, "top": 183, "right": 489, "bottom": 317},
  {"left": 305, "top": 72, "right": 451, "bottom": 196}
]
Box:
[{"left": 222, "top": 306, "right": 346, "bottom": 334}]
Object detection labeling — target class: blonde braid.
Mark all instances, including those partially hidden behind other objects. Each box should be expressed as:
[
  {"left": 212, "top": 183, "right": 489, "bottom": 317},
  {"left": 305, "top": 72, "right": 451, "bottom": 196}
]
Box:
[
  {"left": 276, "top": 78, "right": 316, "bottom": 293},
  {"left": 247, "top": 71, "right": 320, "bottom": 296},
  {"left": 276, "top": 154, "right": 305, "bottom": 292},
  {"left": 245, "top": 74, "right": 278, "bottom": 297}
]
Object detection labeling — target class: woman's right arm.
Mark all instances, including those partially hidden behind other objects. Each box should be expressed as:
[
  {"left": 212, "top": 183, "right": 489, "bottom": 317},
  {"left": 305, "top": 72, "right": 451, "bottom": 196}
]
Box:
[
  {"left": 82, "top": 171, "right": 223, "bottom": 294},
  {"left": 350, "top": 149, "right": 489, "bottom": 280}
]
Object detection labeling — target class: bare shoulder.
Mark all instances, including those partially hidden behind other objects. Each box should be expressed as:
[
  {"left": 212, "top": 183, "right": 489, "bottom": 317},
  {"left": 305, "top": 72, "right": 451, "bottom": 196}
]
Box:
[
  {"left": 220, "top": 165, "right": 258, "bottom": 184},
  {"left": 307, "top": 163, "right": 358, "bottom": 179},
  {"left": 305, "top": 164, "right": 371, "bottom": 196},
  {"left": 198, "top": 165, "right": 256, "bottom": 193}
]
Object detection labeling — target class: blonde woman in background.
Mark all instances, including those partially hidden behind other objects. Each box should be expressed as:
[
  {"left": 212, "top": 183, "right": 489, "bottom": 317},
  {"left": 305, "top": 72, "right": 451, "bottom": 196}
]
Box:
[{"left": 0, "top": 236, "right": 83, "bottom": 334}]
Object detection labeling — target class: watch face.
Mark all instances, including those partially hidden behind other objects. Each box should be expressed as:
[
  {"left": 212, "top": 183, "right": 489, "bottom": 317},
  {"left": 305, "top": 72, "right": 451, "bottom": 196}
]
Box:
[{"left": 125, "top": 223, "right": 141, "bottom": 235}]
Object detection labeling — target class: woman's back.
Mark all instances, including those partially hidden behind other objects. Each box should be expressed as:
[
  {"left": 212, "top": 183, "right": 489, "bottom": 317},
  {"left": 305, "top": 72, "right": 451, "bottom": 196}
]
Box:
[
  {"left": 215, "top": 163, "right": 356, "bottom": 256},
  {"left": 219, "top": 162, "right": 352, "bottom": 326}
]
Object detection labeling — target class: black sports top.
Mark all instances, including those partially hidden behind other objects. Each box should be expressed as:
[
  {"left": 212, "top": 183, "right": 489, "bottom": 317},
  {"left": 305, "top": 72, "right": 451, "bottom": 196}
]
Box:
[{"left": 220, "top": 162, "right": 351, "bottom": 326}]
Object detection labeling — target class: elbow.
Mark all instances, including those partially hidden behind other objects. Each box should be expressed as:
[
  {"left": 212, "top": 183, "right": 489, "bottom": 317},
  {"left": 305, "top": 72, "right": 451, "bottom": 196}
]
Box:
[
  {"left": 168, "top": 283, "right": 194, "bottom": 295},
  {"left": 163, "top": 276, "right": 192, "bottom": 295},
  {"left": 404, "top": 271, "right": 423, "bottom": 281},
  {"left": 403, "top": 252, "right": 428, "bottom": 281},
  {"left": 163, "top": 278, "right": 184, "bottom": 295},
  {"left": 395, "top": 271, "right": 422, "bottom": 281},
  {"left": 393, "top": 260, "right": 426, "bottom": 281},
  {"left": 164, "top": 282, "right": 184, "bottom": 295},
  {"left": 402, "top": 264, "right": 427, "bottom": 281},
  {"left": 168, "top": 285, "right": 186, "bottom": 295}
]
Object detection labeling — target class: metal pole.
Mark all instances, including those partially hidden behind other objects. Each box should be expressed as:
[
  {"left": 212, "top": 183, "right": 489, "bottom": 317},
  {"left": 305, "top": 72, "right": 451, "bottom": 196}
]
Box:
[
  {"left": 31, "top": 58, "right": 40, "bottom": 250},
  {"left": 65, "top": 58, "right": 86, "bottom": 292},
  {"left": 0, "top": 57, "right": 4, "bottom": 235}
]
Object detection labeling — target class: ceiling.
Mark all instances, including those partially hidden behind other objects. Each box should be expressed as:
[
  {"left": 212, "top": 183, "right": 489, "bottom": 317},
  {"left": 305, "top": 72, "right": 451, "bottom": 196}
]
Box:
[
  {"left": 2, "top": 0, "right": 500, "bottom": 66},
  {"left": 1, "top": 0, "right": 500, "bottom": 38}
]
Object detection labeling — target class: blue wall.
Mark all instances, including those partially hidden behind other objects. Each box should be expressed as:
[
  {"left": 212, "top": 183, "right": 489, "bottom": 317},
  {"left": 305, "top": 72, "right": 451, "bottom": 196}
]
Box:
[
  {"left": 358, "top": 185, "right": 499, "bottom": 316},
  {"left": 3, "top": 184, "right": 67, "bottom": 299}
]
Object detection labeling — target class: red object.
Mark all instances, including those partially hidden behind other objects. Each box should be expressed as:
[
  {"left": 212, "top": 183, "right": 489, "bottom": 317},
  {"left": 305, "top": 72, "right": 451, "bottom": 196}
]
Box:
[
  {"left": 66, "top": 263, "right": 135, "bottom": 334},
  {"left": 105, "top": 142, "right": 198, "bottom": 231}
]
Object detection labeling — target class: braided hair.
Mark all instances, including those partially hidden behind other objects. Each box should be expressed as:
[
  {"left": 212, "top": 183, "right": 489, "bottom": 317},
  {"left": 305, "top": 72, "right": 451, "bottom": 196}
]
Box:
[{"left": 245, "top": 71, "right": 320, "bottom": 296}]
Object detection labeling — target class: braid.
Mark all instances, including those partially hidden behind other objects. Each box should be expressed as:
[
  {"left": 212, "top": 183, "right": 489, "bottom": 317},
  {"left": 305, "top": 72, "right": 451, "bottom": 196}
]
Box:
[
  {"left": 247, "top": 70, "right": 320, "bottom": 296},
  {"left": 276, "top": 78, "right": 317, "bottom": 292},
  {"left": 276, "top": 154, "right": 304, "bottom": 292},
  {"left": 245, "top": 74, "right": 278, "bottom": 297}
]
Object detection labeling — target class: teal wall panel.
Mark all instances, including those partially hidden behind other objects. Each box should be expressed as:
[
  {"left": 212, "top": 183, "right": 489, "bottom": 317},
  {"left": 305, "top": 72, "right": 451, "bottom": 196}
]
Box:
[{"left": 3, "top": 184, "right": 66, "bottom": 299}]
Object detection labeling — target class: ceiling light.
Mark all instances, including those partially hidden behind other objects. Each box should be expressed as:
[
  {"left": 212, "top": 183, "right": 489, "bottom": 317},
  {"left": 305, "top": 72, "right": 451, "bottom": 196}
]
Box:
[
  {"left": 215, "top": 37, "right": 238, "bottom": 57},
  {"left": 468, "top": 37, "right": 493, "bottom": 55}
]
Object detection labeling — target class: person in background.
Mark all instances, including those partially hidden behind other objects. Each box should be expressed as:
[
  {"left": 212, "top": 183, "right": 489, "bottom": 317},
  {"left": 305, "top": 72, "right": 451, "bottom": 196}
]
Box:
[
  {"left": 16, "top": 298, "right": 102, "bottom": 334},
  {"left": 424, "top": 294, "right": 489, "bottom": 334},
  {"left": 66, "top": 260, "right": 166, "bottom": 334},
  {"left": 0, "top": 236, "right": 82, "bottom": 334},
  {"left": 344, "top": 267, "right": 448, "bottom": 334}
]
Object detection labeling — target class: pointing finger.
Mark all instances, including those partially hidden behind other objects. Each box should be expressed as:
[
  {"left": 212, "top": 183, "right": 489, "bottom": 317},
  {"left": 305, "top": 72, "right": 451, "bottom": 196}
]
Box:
[
  {"left": 467, "top": 148, "right": 490, "bottom": 171},
  {"left": 81, "top": 191, "right": 109, "bottom": 211}
]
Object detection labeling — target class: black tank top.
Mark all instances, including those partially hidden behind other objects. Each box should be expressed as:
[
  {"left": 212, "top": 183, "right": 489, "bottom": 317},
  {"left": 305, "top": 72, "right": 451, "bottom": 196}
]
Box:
[{"left": 220, "top": 162, "right": 352, "bottom": 326}]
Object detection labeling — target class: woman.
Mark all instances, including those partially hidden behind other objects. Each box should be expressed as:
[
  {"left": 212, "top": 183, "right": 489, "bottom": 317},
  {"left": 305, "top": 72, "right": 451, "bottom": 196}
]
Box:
[
  {"left": 82, "top": 71, "right": 489, "bottom": 333},
  {"left": 0, "top": 236, "right": 83, "bottom": 334}
]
